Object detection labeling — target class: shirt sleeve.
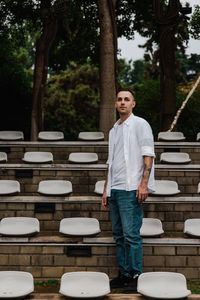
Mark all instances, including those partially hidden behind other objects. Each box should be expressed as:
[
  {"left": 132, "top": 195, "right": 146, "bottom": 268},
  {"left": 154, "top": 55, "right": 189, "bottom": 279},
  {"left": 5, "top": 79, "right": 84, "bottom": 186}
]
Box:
[{"left": 138, "top": 120, "right": 155, "bottom": 157}]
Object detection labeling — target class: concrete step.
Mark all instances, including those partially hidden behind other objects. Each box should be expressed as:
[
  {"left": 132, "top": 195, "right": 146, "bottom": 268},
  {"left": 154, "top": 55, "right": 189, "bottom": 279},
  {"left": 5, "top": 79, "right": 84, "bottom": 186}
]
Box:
[
  {"left": 1, "top": 140, "right": 200, "bottom": 163},
  {"left": 0, "top": 196, "right": 200, "bottom": 236},
  {"left": 0, "top": 237, "right": 200, "bottom": 279},
  {"left": 0, "top": 163, "right": 200, "bottom": 196},
  {"left": 23, "top": 293, "right": 200, "bottom": 299}
]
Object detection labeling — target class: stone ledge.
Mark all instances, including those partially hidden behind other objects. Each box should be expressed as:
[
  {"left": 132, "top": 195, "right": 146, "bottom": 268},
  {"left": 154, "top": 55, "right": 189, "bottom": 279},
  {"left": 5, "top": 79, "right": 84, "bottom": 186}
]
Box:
[
  {"left": 1, "top": 236, "right": 200, "bottom": 245},
  {"left": 0, "top": 163, "right": 108, "bottom": 170},
  {"left": 1, "top": 163, "right": 200, "bottom": 170},
  {"left": 0, "top": 140, "right": 200, "bottom": 147},
  {"left": 0, "top": 195, "right": 199, "bottom": 203},
  {"left": 28, "top": 293, "right": 200, "bottom": 300},
  {"left": 83, "top": 237, "right": 200, "bottom": 245}
]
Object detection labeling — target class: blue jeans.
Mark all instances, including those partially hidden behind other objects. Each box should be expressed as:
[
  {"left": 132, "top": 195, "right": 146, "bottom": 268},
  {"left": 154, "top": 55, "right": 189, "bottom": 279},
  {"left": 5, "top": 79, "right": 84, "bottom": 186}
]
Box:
[{"left": 109, "top": 189, "right": 143, "bottom": 277}]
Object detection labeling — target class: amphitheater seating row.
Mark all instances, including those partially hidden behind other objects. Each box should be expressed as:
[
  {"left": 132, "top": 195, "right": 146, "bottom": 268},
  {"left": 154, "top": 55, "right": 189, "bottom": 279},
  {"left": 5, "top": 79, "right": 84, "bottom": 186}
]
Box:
[
  {"left": 1, "top": 130, "right": 200, "bottom": 141},
  {"left": 158, "top": 131, "right": 200, "bottom": 141},
  {"left": 0, "top": 216, "right": 199, "bottom": 237},
  {"left": 0, "top": 131, "right": 105, "bottom": 141},
  {"left": 0, "top": 270, "right": 191, "bottom": 299},
  {"left": 1, "top": 179, "right": 198, "bottom": 196},
  {"left": 0, "top": 179, "right": 181, "bottom": 196},
  {"left": 0, "top": 150, "right": 195, "bottom": 165},
  {"left": 95, "top": 179, "right": 182, "bottom": 195},
  {"left": 0, "top": 151, "right": 100, "bottom": 164},
  {"left": 0, "top": 217, "right": 162, "bottom": 237}
]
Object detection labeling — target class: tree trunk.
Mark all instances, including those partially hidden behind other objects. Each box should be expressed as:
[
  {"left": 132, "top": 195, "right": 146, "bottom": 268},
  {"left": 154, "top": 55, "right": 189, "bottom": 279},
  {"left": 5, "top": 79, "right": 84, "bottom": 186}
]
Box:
[
  {"left": 160, "top": 24, "right": 176, "bottom": 130},
  {"left": 154, "top": 0, "right": 180, "bottom": 131},
  {"left": 97, "top": 0, "right": 117, "bottom": 140},
  {"left": 31, "top": 4, "right": 58, "bottom": 141}
]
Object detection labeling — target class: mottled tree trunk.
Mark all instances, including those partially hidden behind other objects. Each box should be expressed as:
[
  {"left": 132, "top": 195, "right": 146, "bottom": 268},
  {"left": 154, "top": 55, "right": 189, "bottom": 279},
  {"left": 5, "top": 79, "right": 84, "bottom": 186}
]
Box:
[
  {"left": 97, "top": 0, "right": 117, "bottom": 140},
  {"left": 154, "top": 0, "right": 180, "bottom": 131},
  {"left": 31, "top": 2, "right": 58, "bottom": 141}
]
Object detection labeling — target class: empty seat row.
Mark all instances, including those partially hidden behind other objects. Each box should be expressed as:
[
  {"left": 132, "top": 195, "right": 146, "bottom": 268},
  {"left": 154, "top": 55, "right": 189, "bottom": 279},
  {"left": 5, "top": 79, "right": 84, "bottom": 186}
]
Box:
[
  {"left": 0, "top": 151, "right": 193, "bottom": 164},
  {"left": 1, "top": 130, "right": 200, "bottom": 141},
  {"left": 1, "top": 179, "right": 199, "bottom": 196},
  {"left": 0, "top": 131, "right": 105, "bottom": 141},
  {"left": 0, "top": 179, "right": 183, "bottom": 196},
  {"left": 0, "top": 216, "right": 199, "bottom": 237},
  {"left": 0, "top": 270, "right": 191, "bottom": 299},
  {"left": 158, "top": 131, "right": 200, "bottom": 141},
  {"left": 95, "top": 179, "right": 182, "bottom": 196},
  {"left": 0, "top": 217, "right": 161, "bottom": 237},
  {"left": 0, "top": 151, "right": 99, "bottom": 164}
]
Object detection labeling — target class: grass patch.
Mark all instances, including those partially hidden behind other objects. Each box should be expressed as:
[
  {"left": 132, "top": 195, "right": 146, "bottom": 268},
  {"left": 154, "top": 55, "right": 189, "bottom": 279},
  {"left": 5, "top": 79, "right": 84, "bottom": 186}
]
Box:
[
  {"left": 188, "top": 280, "right": 200, "bottom": 294},
  {"left": 34, "top": 280, "right": 59, "bottom": 293}
]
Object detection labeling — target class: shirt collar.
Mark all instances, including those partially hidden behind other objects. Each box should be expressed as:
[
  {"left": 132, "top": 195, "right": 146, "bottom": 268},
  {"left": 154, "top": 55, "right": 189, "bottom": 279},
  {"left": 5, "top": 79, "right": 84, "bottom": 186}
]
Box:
[{"left": 113, "top": 113, "right": 134, "bottom": 128}]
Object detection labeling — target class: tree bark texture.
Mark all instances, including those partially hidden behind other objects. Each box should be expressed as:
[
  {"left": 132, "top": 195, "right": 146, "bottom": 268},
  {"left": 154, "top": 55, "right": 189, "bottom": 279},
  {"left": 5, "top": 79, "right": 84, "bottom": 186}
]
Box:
[
  {"left": 154, "top": 0, "right": 180, "bottom": 131},
  {"left": 98, "top": 0, "right": 117, "bottom": 140},
  {"left": 31, "top": 2, "right": 58, "bottom": 141}
]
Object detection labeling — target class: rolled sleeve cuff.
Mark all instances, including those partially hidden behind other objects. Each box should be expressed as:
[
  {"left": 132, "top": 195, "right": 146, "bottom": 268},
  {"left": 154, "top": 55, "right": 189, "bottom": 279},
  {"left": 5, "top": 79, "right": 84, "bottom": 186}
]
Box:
[{"left": 141, "top": 146, "right": 155, "bottom": 157}]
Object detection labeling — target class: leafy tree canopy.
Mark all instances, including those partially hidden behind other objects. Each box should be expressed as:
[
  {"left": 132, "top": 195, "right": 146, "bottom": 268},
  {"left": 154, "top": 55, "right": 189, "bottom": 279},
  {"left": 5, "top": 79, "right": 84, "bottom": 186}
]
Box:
[{"left": 44, "top": 62, "right": 100, "bottom": 140}]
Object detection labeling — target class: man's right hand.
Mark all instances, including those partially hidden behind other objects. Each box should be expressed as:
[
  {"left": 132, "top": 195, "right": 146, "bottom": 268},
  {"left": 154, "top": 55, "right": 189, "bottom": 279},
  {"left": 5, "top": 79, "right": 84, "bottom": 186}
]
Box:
[{"left": 101, "top": 191, "right": 108, "bottom": 209}]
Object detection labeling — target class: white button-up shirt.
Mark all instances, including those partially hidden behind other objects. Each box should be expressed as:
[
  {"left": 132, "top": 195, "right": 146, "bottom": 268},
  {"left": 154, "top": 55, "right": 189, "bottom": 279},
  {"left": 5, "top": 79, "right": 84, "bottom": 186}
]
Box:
[{"left": 106, "top": 113, "right": 155, "bottom": 197}]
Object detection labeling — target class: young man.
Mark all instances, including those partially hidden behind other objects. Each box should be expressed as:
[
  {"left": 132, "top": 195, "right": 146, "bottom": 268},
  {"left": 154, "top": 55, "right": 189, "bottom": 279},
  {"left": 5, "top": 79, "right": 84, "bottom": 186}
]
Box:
[{"left": 102, "top": 89, "right": 155, "bottom": 290}]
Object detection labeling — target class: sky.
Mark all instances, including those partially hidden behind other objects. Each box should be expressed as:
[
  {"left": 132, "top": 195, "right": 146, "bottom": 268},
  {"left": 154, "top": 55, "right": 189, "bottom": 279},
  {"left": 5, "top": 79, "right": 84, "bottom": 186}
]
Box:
[{"left": 118, "top": 0, "right": 200, "bottom": 61}]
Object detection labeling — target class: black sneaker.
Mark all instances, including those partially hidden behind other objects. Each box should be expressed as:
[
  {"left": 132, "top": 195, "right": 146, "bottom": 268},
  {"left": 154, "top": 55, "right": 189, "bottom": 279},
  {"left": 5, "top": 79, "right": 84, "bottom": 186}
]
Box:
[
  {"left": 110, "top": 273, "right": 130, "bottom": 288},
  {"left": 123, "top": 274, "right": 139, "bottom": 293}
]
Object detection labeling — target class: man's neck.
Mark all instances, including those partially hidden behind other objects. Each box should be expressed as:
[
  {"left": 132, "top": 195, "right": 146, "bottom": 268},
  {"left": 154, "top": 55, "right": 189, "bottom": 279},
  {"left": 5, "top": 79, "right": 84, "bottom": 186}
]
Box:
[{"left": 119, "top": 112, "right": 132, "bottom": 123}]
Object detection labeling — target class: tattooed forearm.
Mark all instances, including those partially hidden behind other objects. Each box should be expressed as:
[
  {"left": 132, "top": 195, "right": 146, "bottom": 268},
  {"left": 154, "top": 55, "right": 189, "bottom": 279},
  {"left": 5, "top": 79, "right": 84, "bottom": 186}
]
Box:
[{"left": 142, "top": 157, "right": 153, "bottom": 183}]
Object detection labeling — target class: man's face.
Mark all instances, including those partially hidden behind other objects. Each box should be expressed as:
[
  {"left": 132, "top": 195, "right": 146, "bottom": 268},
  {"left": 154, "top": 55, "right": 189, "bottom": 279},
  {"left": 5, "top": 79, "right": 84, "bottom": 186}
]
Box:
[{"left": 115, "top": 91, "right": 136, "bottom": 116}]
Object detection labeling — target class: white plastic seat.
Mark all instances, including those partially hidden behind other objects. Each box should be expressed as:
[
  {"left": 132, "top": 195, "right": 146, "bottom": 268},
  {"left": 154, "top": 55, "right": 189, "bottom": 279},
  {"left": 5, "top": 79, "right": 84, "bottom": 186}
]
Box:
[
  {"left": 78, "top": 132, "right": 104, "bottom": 141},
  {"left": 38, "top": 180, "right": 72, "bottom": 195},
  {"left": 137, "top": 272, "right": 191, "bottom": 299},
  {"left": 184, "top": 219, "right": 200, "bottom": 237},
  {"left": 0, "top": 152, "right": 7, "bottom": 163},
  {"left": 197, "top": 132, "right": 200, "bottom": 141},
  {"left": 0, "top": 217, "right": 40, "bottom": 236},
  {"left": 59, "top": 217, "right": 101, "bottom": 236},
  {"left": 0, "top": 131, "right": 24, "bottom": 141},
  {"left": 160, "top": 152, "right": 191, "bottom": 164},
  {"left": 140, "top": 218, "right": 164, "bottom": 237},
  {"left": 0, "top": 271, "right": 34, "bottom": 298},
  {"left": 22, "top": 151, "right": 53, "bottom": 163},
  {"left": 59, "top": 271, "right": 110, "bottom": 298},
  {"left": 38, "top": 131, "right": 64, "bottom": 141},
  {"left": 152, "top": 180, "right": 180, "bottom": 196},
  {"left": 68, "top": 152, "right": 98, "bottom": 163},
  {"left": 198, "top": 182, "right": 200, "bottom": 193},
  {"left": 0, "top": 180, "right": 20, "bottom": 195},
  {"left": 94, "top": 180, "right": 105, "bottom": 195},
  {"left": 158, "top": 131, "right": 185, "bottom": 141}
]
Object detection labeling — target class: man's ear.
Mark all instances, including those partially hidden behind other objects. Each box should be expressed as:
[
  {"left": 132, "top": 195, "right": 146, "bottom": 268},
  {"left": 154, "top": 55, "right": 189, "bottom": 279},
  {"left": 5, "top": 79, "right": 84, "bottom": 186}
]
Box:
[{"left": 132, "top": 100, "right": 136, "bottom": 108}]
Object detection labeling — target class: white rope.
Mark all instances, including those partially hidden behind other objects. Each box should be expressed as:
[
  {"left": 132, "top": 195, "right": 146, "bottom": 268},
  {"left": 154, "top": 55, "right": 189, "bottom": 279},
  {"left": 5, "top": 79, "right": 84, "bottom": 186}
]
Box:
[{"left": 169, "top": 73, "right": 200, "bottom": 132}]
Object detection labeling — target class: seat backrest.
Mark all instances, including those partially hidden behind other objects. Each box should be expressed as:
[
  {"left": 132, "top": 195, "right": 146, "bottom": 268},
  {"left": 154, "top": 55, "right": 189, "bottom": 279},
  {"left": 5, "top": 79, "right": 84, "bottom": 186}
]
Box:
[
  {"left": 38, "top": 131, "right": 64, "bottom": 141},
  {"left": 0, "top": 131, "right": 24, "bottom": 140},
  {"left": 158, "top": 131, "right": 185, "bottom": 141},
  {"left": 78, "top": 132, "right": 104, "bottom": 141}
]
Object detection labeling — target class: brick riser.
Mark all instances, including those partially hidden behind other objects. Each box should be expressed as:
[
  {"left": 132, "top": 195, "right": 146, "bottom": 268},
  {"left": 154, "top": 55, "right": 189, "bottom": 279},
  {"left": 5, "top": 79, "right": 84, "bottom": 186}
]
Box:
[{"left": 0, "top": 241, "right": 200, "bottom": 279}]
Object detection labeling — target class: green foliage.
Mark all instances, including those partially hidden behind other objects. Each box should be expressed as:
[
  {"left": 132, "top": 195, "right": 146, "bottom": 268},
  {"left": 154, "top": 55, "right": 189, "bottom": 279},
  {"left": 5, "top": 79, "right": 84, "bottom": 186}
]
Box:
[
  {"left": 190, "top": 5, "right": 200, "bottom": 39},
  {"left": 0, "top": 34, "right": 32, "bottom": 137},
  {"left": 118, "top": 59, "right": 145, "bottom": 85},
  {"left": 44, "top": 62, "right": 100, "bottom": 140},
  {"left": 133, "top": 80, "right": 161, "bottom": 139},
  {"left": 176, "top": 84, "right": 200, "bottom": 141},
  {"left": 119, "top": 77, "right": 200, "bottom": 141}
]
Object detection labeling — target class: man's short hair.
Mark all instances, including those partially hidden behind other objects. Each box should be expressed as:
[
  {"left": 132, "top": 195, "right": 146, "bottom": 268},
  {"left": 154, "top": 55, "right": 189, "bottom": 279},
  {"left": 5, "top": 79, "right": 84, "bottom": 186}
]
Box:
[{"left": 116, "top": 87, "right": 135, "bottom": 100}]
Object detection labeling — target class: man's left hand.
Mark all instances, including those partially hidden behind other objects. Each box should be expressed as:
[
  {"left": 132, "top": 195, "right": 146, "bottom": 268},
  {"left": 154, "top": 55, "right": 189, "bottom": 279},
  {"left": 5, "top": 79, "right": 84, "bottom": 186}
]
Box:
[{"left": 136, "top": 183, "right": 148, "bottom": 203}]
